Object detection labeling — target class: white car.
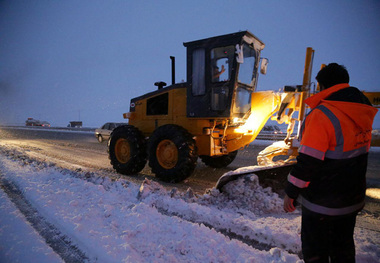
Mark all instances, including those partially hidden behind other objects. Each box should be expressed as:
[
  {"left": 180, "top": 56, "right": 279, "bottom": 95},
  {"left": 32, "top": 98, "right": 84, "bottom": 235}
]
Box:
[{"left": 95, "top": 123, "right": 125, "bottom": 143}]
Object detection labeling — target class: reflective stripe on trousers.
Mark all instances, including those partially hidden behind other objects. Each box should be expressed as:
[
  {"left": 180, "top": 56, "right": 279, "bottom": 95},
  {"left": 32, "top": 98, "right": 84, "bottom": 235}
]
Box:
[{"left": 300, "top": 196, "right": 365, "bottom": 216}]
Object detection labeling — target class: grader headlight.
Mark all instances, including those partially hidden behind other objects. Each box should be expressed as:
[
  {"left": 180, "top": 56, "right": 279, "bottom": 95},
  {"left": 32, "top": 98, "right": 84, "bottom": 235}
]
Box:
[
  {"left": 231, "top": 117, "right": 243, "bottom": 125},
  {"left": 234, "top": 113, "right": 261, "bottom": 134}
]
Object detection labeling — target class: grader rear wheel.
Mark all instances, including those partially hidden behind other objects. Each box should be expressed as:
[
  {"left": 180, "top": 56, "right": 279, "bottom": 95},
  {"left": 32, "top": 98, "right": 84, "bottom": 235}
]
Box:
[
  {"left": 156, "top": 139, "right": 178, "bottom": 169},
  {"left": 149, "top": 124, "right": 198, "bottom": 183}
]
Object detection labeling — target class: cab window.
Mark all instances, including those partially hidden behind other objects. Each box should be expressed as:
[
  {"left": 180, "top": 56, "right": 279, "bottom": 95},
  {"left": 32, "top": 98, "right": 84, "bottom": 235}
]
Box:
[
  {"left": 192, "top": 48, "right": 206, "bottom": 96},
  {"left": 237, "top": 44, "right": 257, "bottom": 86},
  {"left": 211, "top": 46, "right": 234, "bottom": 82}
]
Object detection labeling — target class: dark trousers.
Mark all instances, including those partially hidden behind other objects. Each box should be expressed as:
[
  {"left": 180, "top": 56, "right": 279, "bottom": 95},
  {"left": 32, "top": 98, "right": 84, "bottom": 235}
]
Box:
[{"left": 301, "top": 207, "right": 358, "bottom": 263}]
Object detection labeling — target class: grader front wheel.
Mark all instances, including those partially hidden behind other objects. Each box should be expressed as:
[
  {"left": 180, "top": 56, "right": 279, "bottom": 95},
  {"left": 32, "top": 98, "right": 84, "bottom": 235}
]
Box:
[
  {"left": 114, "top": 138, "right": 131, "bottom": 163},
  {"left": 108, "top": 125, "right": 147, "bottom": 175}
]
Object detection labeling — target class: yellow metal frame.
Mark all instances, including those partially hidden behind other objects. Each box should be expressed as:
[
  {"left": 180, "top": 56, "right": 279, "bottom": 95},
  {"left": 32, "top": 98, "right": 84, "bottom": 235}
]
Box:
[
  {"left": 363, "top": 92, "right": 380, "bottom": 108},
  {"left": 123, "top": 47, "right": 379, "bottom": 159},
  {"left": 124, "top": 48, "right": 317, "bottom": 158}
]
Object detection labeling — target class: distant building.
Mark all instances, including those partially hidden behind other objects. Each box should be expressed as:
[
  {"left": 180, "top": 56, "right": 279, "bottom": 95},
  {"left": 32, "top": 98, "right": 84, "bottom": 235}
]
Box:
[{"left": 68, "top": 121, "right": 83, "bottom": 128}]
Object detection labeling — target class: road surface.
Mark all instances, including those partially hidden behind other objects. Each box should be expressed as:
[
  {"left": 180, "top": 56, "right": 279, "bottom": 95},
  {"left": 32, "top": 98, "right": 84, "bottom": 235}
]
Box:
[
  {"left": 1, "top": 126, "right": 379, "bottom": 220},
  {"left": 0, "top": 126, "right": 271, "bottom": 192}
]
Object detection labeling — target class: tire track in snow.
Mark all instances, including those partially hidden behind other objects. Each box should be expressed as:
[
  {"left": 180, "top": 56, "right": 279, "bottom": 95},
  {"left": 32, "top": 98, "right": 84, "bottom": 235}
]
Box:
[
  {"left": 137, "top": 179, "right": 301, "bottom": 256},
  {"left": 156, "top": 206, "right": 276, "bottom": 251},
  {"left": 0, "top": 176, "right": 90, "bottom": 263}
]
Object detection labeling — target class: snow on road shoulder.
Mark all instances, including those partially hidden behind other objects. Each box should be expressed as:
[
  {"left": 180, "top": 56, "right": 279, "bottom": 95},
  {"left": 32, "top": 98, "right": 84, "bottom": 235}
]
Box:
[
  {"left": 139, "top": 175, "right": 302, "bottom": 253},
  {"left": 0, "top": 142, "right": 379, "bottom": 262},
  {"left": 0, "top": 144, "right": 302, "bottom": 262}
]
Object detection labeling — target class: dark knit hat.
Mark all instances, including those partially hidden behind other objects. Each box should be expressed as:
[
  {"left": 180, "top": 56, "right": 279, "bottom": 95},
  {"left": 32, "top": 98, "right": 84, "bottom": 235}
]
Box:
[{"left": 316, "top": 63, "right": 350, "bottom": 90}]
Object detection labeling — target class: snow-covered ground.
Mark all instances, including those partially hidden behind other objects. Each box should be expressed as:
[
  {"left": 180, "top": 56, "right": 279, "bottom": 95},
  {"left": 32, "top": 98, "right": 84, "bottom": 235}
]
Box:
[{"left": 0, "top": 142, "right": 379, "bottom": 262}]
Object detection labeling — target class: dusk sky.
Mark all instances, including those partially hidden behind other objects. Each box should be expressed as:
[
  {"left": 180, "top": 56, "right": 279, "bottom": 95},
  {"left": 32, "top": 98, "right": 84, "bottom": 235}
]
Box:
[{"left": 1, "top": 0, "right": 379, "bottom": 128}]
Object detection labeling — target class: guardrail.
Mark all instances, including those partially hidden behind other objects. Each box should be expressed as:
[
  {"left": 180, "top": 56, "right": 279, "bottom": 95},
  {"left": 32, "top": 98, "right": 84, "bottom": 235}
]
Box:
[
  {"left": 256, "top": 133, "right": 287, "bottom": 141},
  {"left": 0, "top": 125, "right": 96, "bottom": 132}
]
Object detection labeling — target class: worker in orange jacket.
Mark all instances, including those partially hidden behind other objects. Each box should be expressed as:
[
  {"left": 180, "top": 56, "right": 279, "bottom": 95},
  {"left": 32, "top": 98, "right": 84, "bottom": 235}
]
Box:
[{"left": 284, "top": 63, "right": 378, "bottom": 262}]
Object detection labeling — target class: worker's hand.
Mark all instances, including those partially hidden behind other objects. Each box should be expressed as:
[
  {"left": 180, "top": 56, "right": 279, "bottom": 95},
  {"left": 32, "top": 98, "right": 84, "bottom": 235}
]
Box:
[{"left": 284, "top": 194, "right": 296, "bottom": 213}]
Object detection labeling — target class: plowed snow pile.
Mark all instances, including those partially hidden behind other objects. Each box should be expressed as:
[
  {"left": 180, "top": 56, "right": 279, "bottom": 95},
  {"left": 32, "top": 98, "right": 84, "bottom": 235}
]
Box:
[{"left": 0, "top": 143, "right": 379, "bottom": 262}]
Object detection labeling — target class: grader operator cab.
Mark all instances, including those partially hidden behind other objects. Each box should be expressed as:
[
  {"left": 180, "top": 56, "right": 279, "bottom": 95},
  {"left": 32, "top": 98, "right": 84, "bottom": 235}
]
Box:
[{"left": 108, "top": 31, "right": 379, "bottom": 184}]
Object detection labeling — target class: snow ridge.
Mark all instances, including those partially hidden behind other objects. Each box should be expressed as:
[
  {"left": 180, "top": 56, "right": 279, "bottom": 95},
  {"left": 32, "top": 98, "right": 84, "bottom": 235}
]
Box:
[
  {"left": 0, "top": 142, "right": 379, "bottom": 262},
  {"left": 0, "top": 144, "right": 302, "bottom": 262},
  {"left": 138, "top": 178, "right": 302, "bottom": 254}
]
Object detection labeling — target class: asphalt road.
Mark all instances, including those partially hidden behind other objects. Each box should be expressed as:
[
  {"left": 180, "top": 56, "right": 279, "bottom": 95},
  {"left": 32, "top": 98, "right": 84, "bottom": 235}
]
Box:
[
  {"left": 1, "top": 126, "right": 379, "bottom": 190},
  {"left": 0, "top": 126, "right": 269, "bottom": 192}
]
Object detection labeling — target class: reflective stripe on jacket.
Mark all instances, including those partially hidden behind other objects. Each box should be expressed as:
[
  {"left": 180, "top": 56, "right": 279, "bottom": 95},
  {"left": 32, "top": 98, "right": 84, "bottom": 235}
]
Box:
[{"left": 286, "top": 83, "right": 378, "bottom": 216}]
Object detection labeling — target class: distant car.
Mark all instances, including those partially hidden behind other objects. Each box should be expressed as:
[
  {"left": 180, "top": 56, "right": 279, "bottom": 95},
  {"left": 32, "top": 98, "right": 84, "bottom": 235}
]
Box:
[
  {"left": 41, "top": 121, "right": 51, "bottom": 127},
  {"left": 25, "top": 118, "right": 50, "bottom": 127},
  {"left": 95, "top": 122, "right": 125, "bottom": 143},
  {"left": 26, "top": 118, "right": 39, "bottom": 126},
  {"left": 261, "top": 125, "right": 282, "bottom": 134}
]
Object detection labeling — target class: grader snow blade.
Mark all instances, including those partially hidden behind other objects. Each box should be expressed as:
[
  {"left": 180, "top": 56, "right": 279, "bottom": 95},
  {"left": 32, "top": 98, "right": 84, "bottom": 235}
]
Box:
[
  {"left": 215, "top": 139, "right": 298, "bottom": 192},
  {"left": 215, "top": 65, "right": 380, "bottom": 192},
  {"left": 215, "top": 163, "right": 295, "bottom": 191},
  {"left": 215, "top": 47, "right": 315, "bottom": 192}
]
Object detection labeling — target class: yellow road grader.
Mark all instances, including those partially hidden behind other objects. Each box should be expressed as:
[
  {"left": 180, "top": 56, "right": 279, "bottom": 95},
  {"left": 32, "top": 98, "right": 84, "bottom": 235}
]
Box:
[{"left": 108, "top": 31, "right": 380, "bottom": 184}]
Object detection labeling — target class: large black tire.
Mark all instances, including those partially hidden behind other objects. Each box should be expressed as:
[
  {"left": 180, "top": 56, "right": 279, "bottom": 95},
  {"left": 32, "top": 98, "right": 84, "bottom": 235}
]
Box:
[
  {"left": 108, "top": 125, "right": 147, "bottom": 175},
  {"left": 200, "top": 150, "right": 238, "bottom": 168},
  {"left": 148, "top": 124, "right": 198, "bottom": 183}
]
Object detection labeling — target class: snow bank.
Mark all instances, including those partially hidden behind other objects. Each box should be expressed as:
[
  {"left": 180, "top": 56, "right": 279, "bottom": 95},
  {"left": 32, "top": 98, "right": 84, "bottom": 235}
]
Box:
[
  {"left": 0, "top": 144, "right": 302, "bottom": 262},
  {"left": 0, "top": 143, "right": 379, "bottom": 262}
]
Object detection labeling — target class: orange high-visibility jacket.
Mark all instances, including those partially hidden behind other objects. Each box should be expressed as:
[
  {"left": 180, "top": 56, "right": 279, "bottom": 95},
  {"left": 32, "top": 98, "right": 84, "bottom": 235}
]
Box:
[{"left": 286, "top": 83, "right": 378, "bottom": 216}]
